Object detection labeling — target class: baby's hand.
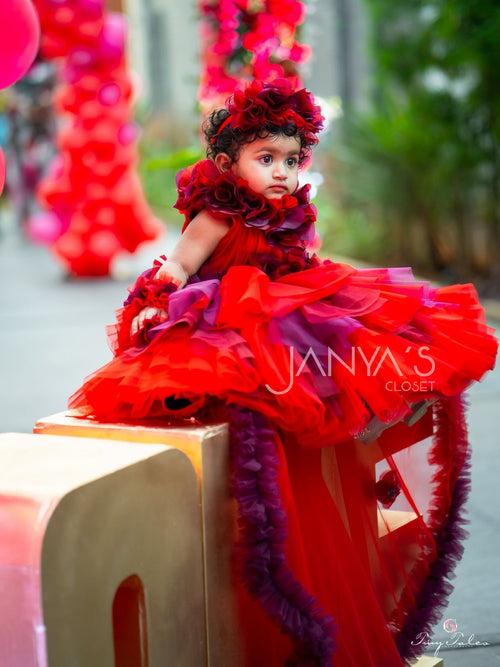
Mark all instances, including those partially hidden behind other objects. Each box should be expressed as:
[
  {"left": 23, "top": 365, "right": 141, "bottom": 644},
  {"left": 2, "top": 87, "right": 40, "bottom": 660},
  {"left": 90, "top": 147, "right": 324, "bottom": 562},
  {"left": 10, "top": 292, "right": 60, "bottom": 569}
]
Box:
[
  {"left": 131, "top": 307, "right": 168, "bottom": 337},
  {"left": 153, "top": 263, "right": 185, "bottom": 286}
]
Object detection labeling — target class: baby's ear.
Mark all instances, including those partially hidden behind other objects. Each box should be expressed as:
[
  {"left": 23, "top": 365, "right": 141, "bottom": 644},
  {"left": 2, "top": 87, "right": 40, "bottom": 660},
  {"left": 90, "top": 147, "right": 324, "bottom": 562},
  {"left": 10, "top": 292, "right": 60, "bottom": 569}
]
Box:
[{"left": 214, "top": 152, "right": 231, "bottom": 173}]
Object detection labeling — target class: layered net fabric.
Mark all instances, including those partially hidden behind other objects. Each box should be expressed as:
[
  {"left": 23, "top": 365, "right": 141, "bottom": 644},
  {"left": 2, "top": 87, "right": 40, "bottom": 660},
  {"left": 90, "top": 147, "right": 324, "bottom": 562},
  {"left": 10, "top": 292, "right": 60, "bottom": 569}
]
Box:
[
  {"left": 67, "top": 249, "right": 495, "bottom": 665},
  {"left": 224, "top": 395, "right": 471, "bottom": 667},
  {"left": 69, "top": 261, "right": 498, "bottom": 445}
]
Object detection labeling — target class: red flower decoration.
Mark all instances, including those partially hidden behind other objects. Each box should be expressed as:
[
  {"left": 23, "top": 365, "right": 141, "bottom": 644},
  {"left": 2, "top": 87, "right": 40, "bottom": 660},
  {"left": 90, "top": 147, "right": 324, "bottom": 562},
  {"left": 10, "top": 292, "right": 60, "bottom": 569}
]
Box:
[
  {"left": 212, "top": 78, "right": 325, "bottom": 146},
  {"left": 375, "top": 470, "right": 401, "bottom": 508}
]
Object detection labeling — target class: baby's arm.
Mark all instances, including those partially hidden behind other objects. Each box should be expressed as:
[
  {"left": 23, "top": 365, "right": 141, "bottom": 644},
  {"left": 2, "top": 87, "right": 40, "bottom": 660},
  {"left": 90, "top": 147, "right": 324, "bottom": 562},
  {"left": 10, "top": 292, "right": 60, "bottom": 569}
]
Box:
[
  {"left": 156, "top": 209, "right": 231, "bottom": 281},
  {"left": 130, "top": 210, "right": 231, "bottom": 336}
]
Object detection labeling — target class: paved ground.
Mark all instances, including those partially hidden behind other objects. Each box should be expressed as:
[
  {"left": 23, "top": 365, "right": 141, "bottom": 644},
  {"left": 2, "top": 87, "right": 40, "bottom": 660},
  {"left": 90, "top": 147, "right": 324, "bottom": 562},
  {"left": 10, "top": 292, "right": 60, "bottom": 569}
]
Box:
[{"left": 1, "top": 222, "right": 499, "bottom": 665}]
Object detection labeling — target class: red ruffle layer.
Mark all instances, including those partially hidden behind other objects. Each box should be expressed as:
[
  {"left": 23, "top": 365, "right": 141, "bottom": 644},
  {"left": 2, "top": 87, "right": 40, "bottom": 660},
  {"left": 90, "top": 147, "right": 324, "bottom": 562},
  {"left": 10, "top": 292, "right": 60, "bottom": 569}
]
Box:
[{"left": 69, "top": 260, "right": 498, "bottom": 448}]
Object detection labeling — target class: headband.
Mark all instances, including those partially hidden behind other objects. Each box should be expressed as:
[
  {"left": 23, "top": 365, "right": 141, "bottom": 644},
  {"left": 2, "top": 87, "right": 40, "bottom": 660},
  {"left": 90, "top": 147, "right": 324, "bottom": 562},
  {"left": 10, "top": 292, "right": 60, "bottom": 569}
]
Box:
[{"left": 209, "top": 78, "right": 324, "bottom": 146}]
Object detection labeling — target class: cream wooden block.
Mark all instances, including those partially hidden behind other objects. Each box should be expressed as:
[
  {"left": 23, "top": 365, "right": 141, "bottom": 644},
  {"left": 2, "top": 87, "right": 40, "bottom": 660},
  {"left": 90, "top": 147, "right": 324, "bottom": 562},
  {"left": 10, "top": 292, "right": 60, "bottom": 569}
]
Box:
[
  {"left": 0, "top": 432, "right": 204, "bottom": 667},
  {"left": 34, "top": 411, "right": 244, "bottom": 666},
  {"left": 411, "top": 655, "right": 444, "bottom": 666}
]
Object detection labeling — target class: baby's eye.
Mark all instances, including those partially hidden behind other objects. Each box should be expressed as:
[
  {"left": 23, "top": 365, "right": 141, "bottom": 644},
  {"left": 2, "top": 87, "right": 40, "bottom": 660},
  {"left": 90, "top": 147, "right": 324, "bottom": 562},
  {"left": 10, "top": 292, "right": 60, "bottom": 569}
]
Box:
[{"left": 258, "top": 155, "right": 298, "bottom": 166}]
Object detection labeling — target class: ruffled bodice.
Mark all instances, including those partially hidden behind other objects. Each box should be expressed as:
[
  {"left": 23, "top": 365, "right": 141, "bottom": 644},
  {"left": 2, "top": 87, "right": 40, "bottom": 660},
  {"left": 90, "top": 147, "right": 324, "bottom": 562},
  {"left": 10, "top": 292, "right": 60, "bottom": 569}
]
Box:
[
  {"left": 173, "top": 158, "right": 322, "bottom": 280},
  {"left": 194, "top": 217, "right": 322, "bottom": 281}
]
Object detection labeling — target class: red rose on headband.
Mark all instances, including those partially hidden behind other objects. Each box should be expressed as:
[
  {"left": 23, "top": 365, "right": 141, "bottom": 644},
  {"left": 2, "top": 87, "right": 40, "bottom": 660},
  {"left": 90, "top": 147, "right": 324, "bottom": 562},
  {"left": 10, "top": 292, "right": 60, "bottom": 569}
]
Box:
[{"left": 214, "top": 77, "right": 325, "bottom": 139}]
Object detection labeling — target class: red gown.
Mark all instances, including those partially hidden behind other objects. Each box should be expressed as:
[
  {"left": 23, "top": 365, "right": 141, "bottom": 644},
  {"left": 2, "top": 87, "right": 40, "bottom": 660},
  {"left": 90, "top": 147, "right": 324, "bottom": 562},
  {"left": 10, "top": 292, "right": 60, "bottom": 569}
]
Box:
[{"left": 69, "top": 158, "right": 498, "bottom": 666}]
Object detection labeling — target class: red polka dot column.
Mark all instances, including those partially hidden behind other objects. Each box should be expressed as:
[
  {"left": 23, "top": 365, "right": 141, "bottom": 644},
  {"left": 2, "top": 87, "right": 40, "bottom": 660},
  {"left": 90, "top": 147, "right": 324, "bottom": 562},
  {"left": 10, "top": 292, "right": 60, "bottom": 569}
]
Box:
[{"left": 33, "top": 0, "right": 162, "bottom": 277}]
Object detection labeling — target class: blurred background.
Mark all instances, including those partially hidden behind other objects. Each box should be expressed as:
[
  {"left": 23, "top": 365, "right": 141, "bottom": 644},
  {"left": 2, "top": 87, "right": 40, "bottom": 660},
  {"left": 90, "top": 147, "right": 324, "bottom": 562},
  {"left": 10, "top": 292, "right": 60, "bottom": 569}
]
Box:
[
  {"left": 128, "top": 0, "right": 500, "bottom": 295},
  {"left": 0, "top": 2, "right": 499, "bottom": 663},
  {"left": 123, "top": 0, "right": 499, "bottom": 293},
  {"left": 2, "top": 0, "right": 499, "bottom": 290}
]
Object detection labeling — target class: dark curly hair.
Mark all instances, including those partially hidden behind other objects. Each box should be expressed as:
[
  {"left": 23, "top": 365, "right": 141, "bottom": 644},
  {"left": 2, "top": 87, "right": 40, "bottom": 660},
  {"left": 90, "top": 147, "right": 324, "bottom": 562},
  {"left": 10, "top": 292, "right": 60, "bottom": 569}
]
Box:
[{"left": 202, "top": 108, "right": 315, "bottom": 167}]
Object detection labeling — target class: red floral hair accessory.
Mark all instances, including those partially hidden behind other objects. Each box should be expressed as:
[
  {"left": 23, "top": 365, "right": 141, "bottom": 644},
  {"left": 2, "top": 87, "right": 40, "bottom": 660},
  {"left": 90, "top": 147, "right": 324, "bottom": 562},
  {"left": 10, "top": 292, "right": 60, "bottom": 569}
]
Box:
[{"left": 210, "top": 78, "right": 324, "bottom": 146}]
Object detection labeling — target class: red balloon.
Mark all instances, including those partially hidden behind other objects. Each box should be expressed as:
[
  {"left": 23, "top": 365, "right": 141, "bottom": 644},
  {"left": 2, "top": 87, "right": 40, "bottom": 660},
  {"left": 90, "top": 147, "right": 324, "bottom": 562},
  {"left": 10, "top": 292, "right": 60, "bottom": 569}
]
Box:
[
  {"left": 88, "top": 229, "right": 120, "bottom": 258},
  {"left": 54, "top": 232, "right": 85, "bottom": 261},
  {"left": 0, "top": 0, "right": 41, "bottom": 89},
  {"left": 77, "top": 0, "right": 104, "bottom": 18},
  {"left": 0, "top": 149, "right": 5, "bottom": 195},
  {"left": 32, "top": 0, "right": 162, "bottom": 276}
]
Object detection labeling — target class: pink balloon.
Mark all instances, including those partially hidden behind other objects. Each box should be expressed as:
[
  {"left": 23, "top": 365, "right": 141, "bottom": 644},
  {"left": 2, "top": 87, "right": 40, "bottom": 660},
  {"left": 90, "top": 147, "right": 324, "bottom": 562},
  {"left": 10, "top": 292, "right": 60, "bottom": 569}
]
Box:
[
  {"left": 0, "top": 0, "right": 41, "bottom": 90},
  {"left": 46, "top": 155, "right": 65, "bottom": 181},
  {"left": 117, "top": 122, "right": 139, "bottom": 146},
  {"left": 27, "top": 211, "right": 65, "bottom": 245},
  {"left": 0, "top": 149, "right": 5, "bottom": 195},
  {"left": 98, "top": 13, "right": 126, "bottom": 62},
  {"left": 98, "top": 82, "right": 121, "bottom": 106}
]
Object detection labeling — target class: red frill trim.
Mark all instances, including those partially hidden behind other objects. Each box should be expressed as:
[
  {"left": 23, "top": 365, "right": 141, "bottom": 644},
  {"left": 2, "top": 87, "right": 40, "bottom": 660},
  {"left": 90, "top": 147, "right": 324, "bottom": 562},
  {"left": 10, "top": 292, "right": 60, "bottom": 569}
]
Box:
[
  {"left": 173, "top": 158, "right": 317, "bottom": 237},
  {"left": 108, "top": 259, "right": 181, "bottom": 355}
]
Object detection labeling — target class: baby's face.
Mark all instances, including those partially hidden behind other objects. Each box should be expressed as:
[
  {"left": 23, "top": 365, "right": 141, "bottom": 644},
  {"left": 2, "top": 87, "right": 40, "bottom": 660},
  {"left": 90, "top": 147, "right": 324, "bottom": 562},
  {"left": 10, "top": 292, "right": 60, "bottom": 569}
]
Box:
[{"left": 228, "top": 134, "right": 301, "bottom": 199}]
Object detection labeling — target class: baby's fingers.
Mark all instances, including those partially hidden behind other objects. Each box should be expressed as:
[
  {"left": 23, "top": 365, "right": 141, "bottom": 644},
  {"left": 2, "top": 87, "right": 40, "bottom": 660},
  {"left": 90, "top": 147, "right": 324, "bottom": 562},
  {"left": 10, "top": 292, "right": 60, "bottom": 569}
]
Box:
[
  {"left": 140, "top": 308, "right": 159, "bottom": 327},
  {"left": 131, "top": 308, "right": 152, "bottom": 336},
  {"left": 131, "top": 314, "right": 140, "bottom": 336},
  {"left": 131, "top": 308, "right": 167, "bottom": 337}
]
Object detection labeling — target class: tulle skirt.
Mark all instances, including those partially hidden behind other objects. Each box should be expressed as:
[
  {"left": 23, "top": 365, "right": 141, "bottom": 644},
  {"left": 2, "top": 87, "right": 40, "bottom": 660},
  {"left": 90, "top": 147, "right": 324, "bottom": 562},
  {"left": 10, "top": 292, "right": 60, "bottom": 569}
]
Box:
[
  {"left": 68, "top": 260, "right": 497, "bottom": 665},
  {"left": 69, "top": 260, "right": 497, "bottom": 446},
  {"left": 225, "top": 395, "right": 472, "bottom": 665}
]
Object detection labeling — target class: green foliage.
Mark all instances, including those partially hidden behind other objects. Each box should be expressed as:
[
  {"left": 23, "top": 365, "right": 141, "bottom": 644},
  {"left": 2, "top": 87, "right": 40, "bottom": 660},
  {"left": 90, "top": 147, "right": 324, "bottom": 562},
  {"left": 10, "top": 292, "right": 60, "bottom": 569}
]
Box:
[
  {"left": 144, "top": 146, "right": 203, "bottom": 171},
  {"left": 138, "top": 144, "right": 203, "bottom": 226},
  {"left": 316, "top": 189, "right": 387, "bottom": 264},
  {"left": 336, "top": 0, "right": 500, "bottom": 283}
]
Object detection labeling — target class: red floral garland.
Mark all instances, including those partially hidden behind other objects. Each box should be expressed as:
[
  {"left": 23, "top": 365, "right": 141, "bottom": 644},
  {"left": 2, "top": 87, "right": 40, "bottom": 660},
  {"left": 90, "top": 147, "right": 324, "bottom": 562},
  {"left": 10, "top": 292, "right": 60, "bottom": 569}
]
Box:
[{"left": 197, "top": 0, "right": 312, "bottom": 108}]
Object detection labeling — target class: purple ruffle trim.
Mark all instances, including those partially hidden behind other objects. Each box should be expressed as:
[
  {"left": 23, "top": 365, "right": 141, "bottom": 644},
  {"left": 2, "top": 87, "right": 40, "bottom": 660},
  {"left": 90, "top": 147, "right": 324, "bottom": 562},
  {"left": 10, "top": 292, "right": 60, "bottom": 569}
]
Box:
[
  {"left": 396, "top": 393, "right": 472, "bottom": 662},
  {"left": 226, "top": 403, "right": 337, "bottom": 665}
]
